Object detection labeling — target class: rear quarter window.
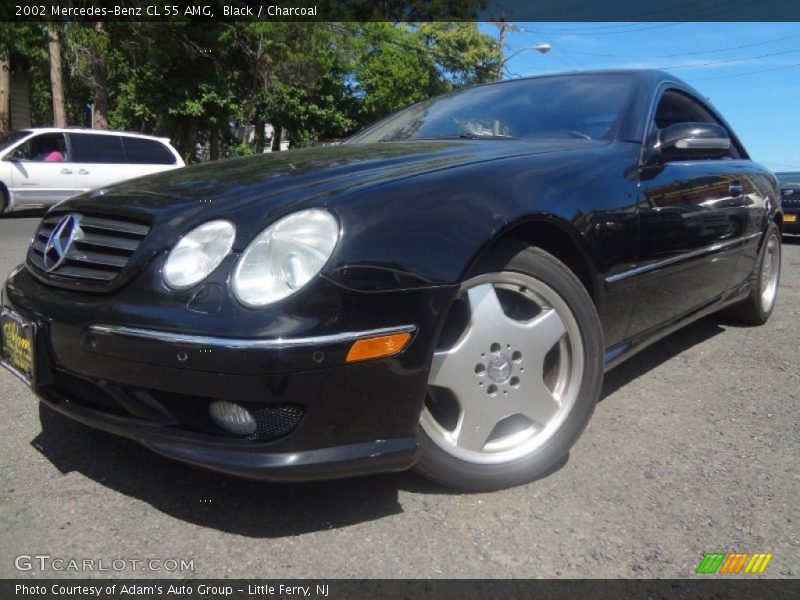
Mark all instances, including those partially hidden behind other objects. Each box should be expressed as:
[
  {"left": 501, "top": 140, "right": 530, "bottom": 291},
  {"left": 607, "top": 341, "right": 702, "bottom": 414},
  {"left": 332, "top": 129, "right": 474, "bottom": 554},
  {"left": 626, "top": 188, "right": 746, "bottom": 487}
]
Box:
[
  {"left": 69, "top": 133, "right": 126, "bottom": 163},
  {"left": 122, "top": 137, "right": 176, "bottom": 165}
]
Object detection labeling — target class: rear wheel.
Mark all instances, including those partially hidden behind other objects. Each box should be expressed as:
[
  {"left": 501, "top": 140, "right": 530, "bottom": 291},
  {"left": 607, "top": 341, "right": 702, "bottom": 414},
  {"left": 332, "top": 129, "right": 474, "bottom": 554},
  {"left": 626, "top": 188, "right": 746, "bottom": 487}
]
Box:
[
  {"left": 0, "top": 184, "right": 8, "bottom": 214},
  {"left": 719, "top": 224, "right": 781, "bottom": 325},
  {"left": 415, "top": 244, "right": 604, "bottom": 490}
]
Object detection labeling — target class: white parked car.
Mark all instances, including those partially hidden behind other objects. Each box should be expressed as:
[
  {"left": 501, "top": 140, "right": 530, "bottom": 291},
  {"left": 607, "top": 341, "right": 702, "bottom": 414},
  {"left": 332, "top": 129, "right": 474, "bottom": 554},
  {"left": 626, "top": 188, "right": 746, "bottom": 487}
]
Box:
[{"left": 0, "top": 128, "right": 184, "bottom": 213}]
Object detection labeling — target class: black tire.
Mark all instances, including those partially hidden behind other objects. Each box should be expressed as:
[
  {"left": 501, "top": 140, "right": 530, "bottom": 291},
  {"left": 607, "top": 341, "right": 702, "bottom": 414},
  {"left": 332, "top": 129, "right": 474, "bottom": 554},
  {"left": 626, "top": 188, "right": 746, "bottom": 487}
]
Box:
[
  {"left": 718, "top": 223, "right": 781, "bottom": 325},
  {"left": 0, "top": 184, "right": 8, "bottom": 214},
  {"left": 415, "top": 243, "right": 604, "bottom": 491}
]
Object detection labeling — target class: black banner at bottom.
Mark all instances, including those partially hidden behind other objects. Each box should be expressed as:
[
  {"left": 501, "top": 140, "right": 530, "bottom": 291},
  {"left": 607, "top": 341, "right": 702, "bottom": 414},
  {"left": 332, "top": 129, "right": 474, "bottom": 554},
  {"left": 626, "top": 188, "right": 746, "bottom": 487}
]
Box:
[{"left": 2, "top": 579, "right": 799, "bottom": 600}]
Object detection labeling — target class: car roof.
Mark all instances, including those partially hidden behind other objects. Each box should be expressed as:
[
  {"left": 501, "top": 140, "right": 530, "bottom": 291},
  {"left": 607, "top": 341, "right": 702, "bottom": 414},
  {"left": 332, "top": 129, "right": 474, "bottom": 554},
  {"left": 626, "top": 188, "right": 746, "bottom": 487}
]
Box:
[
  {"left": 21, "top": 127, "right": 172, "bottom": 144},
  {"left": 464, "top": 68, "right": 676, "bottom": 87}
]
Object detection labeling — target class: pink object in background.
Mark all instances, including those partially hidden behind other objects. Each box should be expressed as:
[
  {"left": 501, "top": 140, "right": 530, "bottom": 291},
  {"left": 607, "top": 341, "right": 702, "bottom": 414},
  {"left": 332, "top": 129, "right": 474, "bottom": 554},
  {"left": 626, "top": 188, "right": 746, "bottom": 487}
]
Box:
[{"left": 43, "top": 151, "right": 65, "bottom": 162}]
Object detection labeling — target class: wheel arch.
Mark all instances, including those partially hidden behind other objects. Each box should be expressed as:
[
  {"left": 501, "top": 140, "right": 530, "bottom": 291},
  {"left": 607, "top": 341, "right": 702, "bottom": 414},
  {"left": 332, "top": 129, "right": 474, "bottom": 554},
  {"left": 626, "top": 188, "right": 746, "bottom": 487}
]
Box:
[
  {"left": 464, "top": 217, "right": 598, "bottom": 301},
  {"left": 774, "top": 211, "right": 783, "bottom": 232}
]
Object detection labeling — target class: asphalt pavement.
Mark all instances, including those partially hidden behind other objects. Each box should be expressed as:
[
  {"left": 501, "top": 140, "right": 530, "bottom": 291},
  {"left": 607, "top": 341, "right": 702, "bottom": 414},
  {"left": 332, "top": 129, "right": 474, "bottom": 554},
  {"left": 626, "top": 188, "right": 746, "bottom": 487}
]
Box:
[{"left": 1, "top": 215, "right": 798, "bottom": 578}]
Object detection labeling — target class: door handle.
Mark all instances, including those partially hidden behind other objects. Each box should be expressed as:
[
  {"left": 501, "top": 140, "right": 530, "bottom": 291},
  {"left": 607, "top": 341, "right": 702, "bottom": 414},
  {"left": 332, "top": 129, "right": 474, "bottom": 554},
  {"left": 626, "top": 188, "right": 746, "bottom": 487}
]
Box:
[
  {"left": 729, "top": 182, "right": 744, "bottom": 197},
  {"left": 60, "top": 168, "right": 73, "bottom": 175},
  {"left": 78, "top": 169, "right": 90, "bottom": 175}
]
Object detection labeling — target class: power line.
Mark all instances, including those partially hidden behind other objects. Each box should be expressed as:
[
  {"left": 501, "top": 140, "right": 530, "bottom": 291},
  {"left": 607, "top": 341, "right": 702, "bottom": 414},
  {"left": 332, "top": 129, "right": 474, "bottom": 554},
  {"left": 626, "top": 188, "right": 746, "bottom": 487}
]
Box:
[
  {"left": 565, "top": 32, "right": 800, "bottom": 59},
  {"left": 657, "top": 47, "right": 800, "bottom": 70},
  {"left": 686, "top": 62, "right": 800, "bottom": 80},
  {"left": 529, "top": 22, "right": 685, "bottom": 35},
  {"left": 515, "top": 27, "right": 591, "bottom": 70}
]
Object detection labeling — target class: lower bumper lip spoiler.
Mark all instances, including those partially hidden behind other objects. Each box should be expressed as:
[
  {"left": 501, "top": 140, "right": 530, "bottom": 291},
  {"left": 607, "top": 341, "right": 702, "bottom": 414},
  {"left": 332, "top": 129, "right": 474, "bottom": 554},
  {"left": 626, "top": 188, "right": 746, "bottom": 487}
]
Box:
[
  {"left": 37, "top": 391, "right": 419, "bottom": 482},
  {"left": 87, "top": 323, "right": 417, "bottom": 350}
]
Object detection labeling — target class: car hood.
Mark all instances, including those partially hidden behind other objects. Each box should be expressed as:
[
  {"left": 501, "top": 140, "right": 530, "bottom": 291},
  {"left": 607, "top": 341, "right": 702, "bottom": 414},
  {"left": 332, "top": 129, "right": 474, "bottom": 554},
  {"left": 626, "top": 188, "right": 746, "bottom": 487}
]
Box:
[{"left": 62, "top": 139, "right": 601, "bottom": 223}]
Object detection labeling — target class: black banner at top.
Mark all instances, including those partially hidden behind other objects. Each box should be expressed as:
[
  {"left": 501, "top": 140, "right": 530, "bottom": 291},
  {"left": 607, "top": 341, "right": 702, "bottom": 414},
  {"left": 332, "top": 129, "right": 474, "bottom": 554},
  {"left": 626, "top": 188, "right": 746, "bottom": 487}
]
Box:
[{"left": 2, "top": 0, "right": 800, "bottom": 22}]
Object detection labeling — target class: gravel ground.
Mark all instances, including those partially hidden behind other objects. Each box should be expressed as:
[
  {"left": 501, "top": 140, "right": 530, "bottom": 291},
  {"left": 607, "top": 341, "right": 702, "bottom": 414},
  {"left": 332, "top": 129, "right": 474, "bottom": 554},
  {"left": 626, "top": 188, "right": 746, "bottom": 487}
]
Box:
[{"left": 1, "top": 215, "right": 798, "bottom": 579}]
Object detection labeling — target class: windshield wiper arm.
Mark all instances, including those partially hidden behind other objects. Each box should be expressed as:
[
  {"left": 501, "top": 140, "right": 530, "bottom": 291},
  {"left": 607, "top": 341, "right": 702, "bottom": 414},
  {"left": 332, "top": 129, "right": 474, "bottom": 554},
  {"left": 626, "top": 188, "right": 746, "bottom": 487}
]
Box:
[{"left": 413, "top": 132, "right": 519, "bottom": 141}]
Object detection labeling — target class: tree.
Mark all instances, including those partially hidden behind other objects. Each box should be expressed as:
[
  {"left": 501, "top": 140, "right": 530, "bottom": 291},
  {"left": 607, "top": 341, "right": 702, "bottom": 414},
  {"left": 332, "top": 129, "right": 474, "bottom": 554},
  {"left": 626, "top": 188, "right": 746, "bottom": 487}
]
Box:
[
  {"left": 229, "top": 22, "right": 355, "bottom": 150},
  {"left": 417, "top": 23, "right": 500, "bottom": 87},
  {"left": 0, "top": 23, "right": 48, "bottom": 130},
  {"left": 2, "top": 19, "right": 499, "bottom": 155},
  {"left": 0, "top": 50, "right": 9, "bottom": 133},
  {"left": 350, "top": 22, "right": 500, "bottom": 125},
  {"left": 47, "top": 25, "right": 66, "bottom": 127},
  {"left": 65, "top": 21, "right": 111, "bottom": 129}
]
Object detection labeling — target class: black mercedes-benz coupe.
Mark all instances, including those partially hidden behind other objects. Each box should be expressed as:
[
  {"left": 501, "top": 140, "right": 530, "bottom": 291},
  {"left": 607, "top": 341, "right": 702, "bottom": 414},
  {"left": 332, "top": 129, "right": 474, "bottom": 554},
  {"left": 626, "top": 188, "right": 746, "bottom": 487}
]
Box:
[
  {"left": 776, "top": 172, "right": 800, "bottom": 234},
  {"left": 1, "top": 70, "right": 782, "bottom": 490}
]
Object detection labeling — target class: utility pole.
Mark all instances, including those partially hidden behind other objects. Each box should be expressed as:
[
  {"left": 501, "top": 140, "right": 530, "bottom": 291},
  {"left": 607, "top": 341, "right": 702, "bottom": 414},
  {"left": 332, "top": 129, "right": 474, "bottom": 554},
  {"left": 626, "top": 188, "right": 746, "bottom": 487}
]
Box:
[{"left": 491, "top": 17, "right": 519, "bottom": 81}]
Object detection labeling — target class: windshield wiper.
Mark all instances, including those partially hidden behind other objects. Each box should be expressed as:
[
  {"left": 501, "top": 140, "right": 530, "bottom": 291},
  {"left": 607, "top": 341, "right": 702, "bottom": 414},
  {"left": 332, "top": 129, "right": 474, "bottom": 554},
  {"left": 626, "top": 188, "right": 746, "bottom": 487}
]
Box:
[{"left": 415, "top": 132, "right": 519, "bottom": 141}]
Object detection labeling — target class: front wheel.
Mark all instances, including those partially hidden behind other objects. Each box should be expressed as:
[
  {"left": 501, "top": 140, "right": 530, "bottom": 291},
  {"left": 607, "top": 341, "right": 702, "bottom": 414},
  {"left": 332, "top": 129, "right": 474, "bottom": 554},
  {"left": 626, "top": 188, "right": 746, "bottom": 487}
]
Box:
[{"left": 415, "top": 244, "right": 604, "bottom": 490}]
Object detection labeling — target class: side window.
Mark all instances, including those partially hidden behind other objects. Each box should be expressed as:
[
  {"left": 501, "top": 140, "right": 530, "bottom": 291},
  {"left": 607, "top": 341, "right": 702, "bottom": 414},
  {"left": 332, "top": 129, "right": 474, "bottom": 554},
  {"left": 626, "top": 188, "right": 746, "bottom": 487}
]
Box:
[
  {"left": 12, "top": 133, "right": 67, "bottom": 162},
  {"left": 122, "top": 137, "right": 176, "bottom": 165},
  {"left": 652, "top": 90, "right": 740, "bottom": 158},
  {"left": 69, "top": 133, "right": 126, "bottom": 163}
]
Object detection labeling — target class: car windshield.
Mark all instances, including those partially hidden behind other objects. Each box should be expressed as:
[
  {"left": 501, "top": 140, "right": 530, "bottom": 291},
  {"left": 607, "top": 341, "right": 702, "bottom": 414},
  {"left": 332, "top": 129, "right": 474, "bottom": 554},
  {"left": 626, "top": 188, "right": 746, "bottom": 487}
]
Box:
[
  {"left": 777, "top": 172, "right": 800, "bottom": 187},
  {"left": 347, "top": 73, "right": 637, "bottom": 144},
  {"left": 0, "top": 130, "right": 30, "bottom": 152}
]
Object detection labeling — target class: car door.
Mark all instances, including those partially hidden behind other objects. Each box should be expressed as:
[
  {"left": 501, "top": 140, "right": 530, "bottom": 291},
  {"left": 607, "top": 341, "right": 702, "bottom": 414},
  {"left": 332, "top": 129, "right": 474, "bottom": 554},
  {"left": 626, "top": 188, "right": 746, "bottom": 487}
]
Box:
[
  {"left": 7, "top": 132, "right": 75, "bottom": 208},
  {"left": 67, "top": 132, "right": 129, "bottom": 192},
  {"left": 626, "top": 88, "right": 753, "bottom": 337}
]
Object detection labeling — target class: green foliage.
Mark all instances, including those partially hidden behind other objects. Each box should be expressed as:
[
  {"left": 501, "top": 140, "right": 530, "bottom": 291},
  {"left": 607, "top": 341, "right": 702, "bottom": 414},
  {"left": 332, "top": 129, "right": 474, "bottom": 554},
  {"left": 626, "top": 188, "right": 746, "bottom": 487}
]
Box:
[
  {"left": 228, "top": 143, "right": 256, "bottom": 157},
  {"left": 8, "top": 17, "right": 498, "bottom": 156}
]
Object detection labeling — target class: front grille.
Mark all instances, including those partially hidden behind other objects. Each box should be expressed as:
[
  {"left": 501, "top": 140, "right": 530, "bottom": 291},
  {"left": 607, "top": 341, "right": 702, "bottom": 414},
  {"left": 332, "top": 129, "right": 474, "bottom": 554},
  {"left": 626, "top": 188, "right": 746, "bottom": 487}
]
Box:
[
  {"left": 781, "top": 192, "right": 799, "bottom": 207},
  {"left": 28, "top": 213, "right": 150, "bottom": 284}
]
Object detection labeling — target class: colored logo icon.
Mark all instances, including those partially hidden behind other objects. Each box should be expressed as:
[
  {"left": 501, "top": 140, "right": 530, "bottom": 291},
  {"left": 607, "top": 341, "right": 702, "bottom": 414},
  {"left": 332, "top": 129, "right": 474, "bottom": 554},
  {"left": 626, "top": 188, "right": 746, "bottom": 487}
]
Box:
[{"left": 696, "top": 552, "right": 773, "bottom": 574}]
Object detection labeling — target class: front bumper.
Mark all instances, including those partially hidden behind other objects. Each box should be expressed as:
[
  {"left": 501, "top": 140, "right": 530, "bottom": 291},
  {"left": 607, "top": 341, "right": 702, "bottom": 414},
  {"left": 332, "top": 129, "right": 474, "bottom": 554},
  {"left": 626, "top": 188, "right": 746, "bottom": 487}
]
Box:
[{"left": 3, "top": 266, "right": 455, "bottom": 481}]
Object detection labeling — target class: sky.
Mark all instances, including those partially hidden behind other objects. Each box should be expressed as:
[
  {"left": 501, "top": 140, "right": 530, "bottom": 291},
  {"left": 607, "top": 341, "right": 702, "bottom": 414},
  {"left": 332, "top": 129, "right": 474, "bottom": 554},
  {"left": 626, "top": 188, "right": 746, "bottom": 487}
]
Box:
[{"left": 479, "top": 22, "right": 800, "bottom": 172}]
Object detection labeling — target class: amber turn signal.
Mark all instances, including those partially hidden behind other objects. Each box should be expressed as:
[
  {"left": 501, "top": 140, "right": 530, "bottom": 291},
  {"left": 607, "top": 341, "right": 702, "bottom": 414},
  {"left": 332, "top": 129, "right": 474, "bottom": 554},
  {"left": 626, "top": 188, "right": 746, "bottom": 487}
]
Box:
[{"left": 346, "top": 332, "right": 412, "bottom": 363}]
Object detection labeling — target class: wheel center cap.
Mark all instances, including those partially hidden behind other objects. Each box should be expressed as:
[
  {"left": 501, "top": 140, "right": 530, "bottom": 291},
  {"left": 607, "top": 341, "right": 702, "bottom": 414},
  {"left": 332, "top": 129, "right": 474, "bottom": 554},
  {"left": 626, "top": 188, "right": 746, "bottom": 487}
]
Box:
[{"left": 487, "top": 353, "right": 513, "bottom": 384}]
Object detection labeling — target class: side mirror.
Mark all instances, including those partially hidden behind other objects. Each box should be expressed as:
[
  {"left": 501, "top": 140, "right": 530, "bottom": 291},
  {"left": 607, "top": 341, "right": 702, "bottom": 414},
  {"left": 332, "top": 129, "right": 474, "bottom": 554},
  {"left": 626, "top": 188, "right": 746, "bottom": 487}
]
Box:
[
  {"left": 646, "top": 122, "right": 731, "bottom": 165},
  {"left": 6, "top": 149, "right": 25, "bottom": 162}
]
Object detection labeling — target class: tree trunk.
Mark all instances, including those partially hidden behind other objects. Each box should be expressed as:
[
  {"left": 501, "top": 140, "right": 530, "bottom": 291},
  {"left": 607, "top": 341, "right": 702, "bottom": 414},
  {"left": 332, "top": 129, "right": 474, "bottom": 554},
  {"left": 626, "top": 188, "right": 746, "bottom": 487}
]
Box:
[
  {"left": 254, "top": 118, "right": 265, "bottom": 153},
  {"left": 0, "top": 52, "right": 9, "bottom": 133},
  {"left": 91, "top": 21, "right": 109, "bottom": 129},
  {"left": 48, "top": 25, "right": 67, "bottom": 127},
  {"left": 209, "top": 123, "right": 219, "bottom": 161},
  {"left": 271, "top": 124, "right": 283, "bottom": 152},
  {"left": 184, "top": 119, "right": 197, "bottom": 164}
]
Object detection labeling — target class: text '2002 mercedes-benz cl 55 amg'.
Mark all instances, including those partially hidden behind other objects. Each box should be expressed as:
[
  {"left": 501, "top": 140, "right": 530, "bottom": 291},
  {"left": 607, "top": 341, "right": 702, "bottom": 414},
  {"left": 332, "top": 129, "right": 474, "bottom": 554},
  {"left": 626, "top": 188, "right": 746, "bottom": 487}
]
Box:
[{"left": 1, "top": 70, "right": 782, "bottom": 490}]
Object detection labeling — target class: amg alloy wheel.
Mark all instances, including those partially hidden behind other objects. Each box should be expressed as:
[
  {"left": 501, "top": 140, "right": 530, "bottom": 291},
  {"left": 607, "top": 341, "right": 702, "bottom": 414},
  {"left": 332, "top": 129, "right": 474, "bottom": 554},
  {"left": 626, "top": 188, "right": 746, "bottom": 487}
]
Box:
[
  {"left": 416, "top": 244, "right": 604, "bottom": 490},
  {"left": 760, "top": 233, "right": 780, "bottom": 313},
  {"left": 719, "top": 223, "right": 781, "bottom": 325}
]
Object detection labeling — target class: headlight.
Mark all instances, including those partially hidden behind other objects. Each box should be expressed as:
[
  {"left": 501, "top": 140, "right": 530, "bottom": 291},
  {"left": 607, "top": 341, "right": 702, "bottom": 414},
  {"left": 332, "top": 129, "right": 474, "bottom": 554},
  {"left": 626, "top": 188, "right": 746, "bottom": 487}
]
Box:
[
  {"left": 232, "top": 209, "right": 339, "bottom": 307},
  {"left": 163, "top": 220, "right": 235, "bottom": 289}
]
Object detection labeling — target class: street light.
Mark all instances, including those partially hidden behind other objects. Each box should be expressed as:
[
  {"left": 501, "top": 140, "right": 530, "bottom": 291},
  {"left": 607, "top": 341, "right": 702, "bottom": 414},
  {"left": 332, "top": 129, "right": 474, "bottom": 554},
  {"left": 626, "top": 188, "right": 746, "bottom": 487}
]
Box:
[{"left": 498, "top": 44, "right": 551, "bottom": 80}]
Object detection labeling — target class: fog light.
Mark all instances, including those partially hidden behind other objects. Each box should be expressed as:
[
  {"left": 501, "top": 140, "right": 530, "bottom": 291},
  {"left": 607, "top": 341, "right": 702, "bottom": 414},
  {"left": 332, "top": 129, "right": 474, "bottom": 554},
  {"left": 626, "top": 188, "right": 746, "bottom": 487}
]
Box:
[{"left": 208, "top": 401, "right": 257, "bottom": 436}]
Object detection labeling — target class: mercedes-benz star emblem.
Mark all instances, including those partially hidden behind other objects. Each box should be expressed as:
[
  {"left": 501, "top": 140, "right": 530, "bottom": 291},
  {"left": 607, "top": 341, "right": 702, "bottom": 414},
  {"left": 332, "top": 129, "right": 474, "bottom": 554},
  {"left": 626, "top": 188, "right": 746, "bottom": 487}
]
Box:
[
  {"left": 42, "top": 214, "right": 79, "bottom": 272},
  {"left": 487, "top": 354, "right": 513, "bottom": 384}
]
